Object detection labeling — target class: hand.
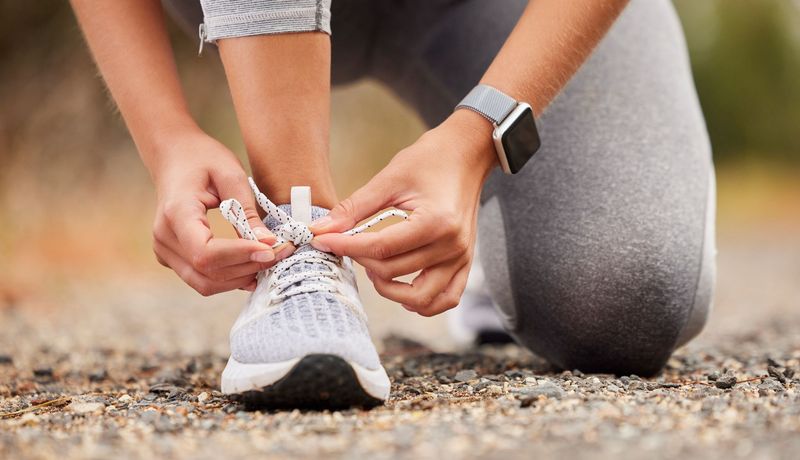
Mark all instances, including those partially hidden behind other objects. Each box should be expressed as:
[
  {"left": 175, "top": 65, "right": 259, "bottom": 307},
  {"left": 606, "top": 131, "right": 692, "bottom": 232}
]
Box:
[
  {"left": 310, "top": 111, "right": 497, "bottom": 316},
  {"left": 149, "top": 130, "right": 281, "bottom": 296}
]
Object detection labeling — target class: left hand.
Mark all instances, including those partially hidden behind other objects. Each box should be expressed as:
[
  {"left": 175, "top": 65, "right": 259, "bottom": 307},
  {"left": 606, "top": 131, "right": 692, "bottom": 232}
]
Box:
[{"left": 310, "top": 111, "right": 497, "bottom": 316}]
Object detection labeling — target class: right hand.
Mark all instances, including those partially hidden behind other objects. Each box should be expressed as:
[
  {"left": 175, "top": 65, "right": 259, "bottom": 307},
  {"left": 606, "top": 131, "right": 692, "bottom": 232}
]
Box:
[{"left": 149, "top": 131, "right": 279, "bottom": 296}]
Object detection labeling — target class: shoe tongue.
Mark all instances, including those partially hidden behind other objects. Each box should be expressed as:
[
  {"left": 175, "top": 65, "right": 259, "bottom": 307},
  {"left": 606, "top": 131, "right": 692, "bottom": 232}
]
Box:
[
  {"left": 290, "top": 186, "right": 312, "bottom": 224},
  {"left": 263, "top": 187, "right": 330, "bottom": 255}
]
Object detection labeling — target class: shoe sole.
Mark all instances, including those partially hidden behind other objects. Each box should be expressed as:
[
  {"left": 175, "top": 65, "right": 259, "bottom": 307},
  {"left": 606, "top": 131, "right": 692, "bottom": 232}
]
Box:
[{"left": 221, "top": 354, "right": 389, "bottom": 410}]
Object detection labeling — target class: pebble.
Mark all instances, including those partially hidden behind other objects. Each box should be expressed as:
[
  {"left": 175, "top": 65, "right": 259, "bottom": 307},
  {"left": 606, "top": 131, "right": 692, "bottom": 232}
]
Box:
[
  {"left": 715, "top": 373, "right": 738, "bottom": 389},
  {"left": 515, "top": 381, "right": 564, "bottom": 400},
  {"left": 68, "top": 401, "right": 106, "bottom": 414},
  {"left": 89, "top": 369, "right": 109, "bottom": 382},
  {"left": 197, "top": 392, "right": 210, "bottom": 403},
  {"left": 454, "top": 370, "right": 478, "bottom": 382},
  {"left": 628, "top": 381, "right": 647, "bottom": 391},
  {"left": 0, "top": 354, "right": 12, "bottom": 365},
  {"left": 757, "top": 378, "right": 785, "bottom": 396},
  {"left": 118, "top": 394, "right": 133, "bottom": 404},
  {"left": 33, "top": 367, "right": 53, "bottom": 378},
  {"left": 767, "top": 366, "right": 787, "bottom": 384}
]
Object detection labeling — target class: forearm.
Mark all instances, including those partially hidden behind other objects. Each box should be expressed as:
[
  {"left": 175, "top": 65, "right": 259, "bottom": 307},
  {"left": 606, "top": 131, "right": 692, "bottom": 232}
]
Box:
[
  {"left": 70, "top": 0, "right": 198, "bottom": 172},
  {"left": 483, "top": 0, "right": 629, "bottom": 115},
  {"left": 444, "top": 0, "right": 629, "bottom": 173}
]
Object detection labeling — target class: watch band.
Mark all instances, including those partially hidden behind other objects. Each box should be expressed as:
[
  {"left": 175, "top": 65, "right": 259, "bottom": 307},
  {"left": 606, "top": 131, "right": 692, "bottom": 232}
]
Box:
[{"left": 455, "top": 84, "right": 518, "bottom": 125}]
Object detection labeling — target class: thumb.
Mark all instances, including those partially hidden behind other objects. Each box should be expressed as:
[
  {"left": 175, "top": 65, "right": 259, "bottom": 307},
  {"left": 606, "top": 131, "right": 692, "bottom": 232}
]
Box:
[
  {"left": 214, "top": 172, "right": 275, "bottom": 245},
  {"left": 310, "top": 174, "right": 394, "bottom": 234}
]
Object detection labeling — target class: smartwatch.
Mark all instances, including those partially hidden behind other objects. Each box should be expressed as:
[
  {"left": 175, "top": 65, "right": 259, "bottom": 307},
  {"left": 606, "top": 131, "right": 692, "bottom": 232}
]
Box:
[{"left": 456, "top": 84, "right": 541, "bottom": 174}]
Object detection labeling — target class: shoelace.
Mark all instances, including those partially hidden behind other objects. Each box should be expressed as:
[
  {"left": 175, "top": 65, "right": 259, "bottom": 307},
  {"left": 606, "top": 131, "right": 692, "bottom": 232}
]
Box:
[{"left": 220, "top": 178, "right": 407, "bottom": 301}]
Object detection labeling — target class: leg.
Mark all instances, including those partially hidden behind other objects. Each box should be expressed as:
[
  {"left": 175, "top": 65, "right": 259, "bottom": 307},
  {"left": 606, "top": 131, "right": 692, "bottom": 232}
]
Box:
[
  {"left": 218, "top": 34, "right": 337, "bottom": 208},
  {"left": 369, "top": 0, "right": 715, "bottom": 375},
  {"left": 163, "top": 0, "right": 338, "bottom": 207}
]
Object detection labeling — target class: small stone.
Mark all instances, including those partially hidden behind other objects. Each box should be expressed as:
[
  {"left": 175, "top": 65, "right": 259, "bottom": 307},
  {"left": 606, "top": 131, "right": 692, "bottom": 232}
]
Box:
[
  {"left": 515, "top": 381, "right": 564, "bottom": 400},
  {"left": 454, "top": 370, "right": 478, "bottom": 382},
  {"left": 504, "top": 370, "right": 525, "bottom": 380},
  {"left": 149, "top": 382, "right": 186, "bottom": 399},
  {"left": 33, "top": 367, "right": 53, "bottom": 378},
  {"left": 0, "top": 355, "right": 12, "bottom": 365},
  {"left": 89, "top": 369, "right": 108, "bottom": 382},
  {"left": 707, "top": 371, "right": 721, "bottom": 381},
  {"left": 607, "top": 384, "right": 622, "bottom": 393},
  {"left": 715, "top": 373, "right": 737, "bottom": 389},
  {"left": 628, "top": 381, "right": 646, "bottom": 391},
  {"left": 473, "top": 379, "right": 493, "bottom": 392},
  {"left": 197, "top": 392, "right": 210, "bottom": 403},
  {"left": 486, "top": 385, "right": 504, "bottom": 395},
  {"left": 767, "top": 358, "right": 782, "bottom": 368},
  {"left": 68, "top": 401, "right": 105, "bottom": 414},
  {"left": 767, "top": 366, "right": 787, "bottom": 384},
  {"left": 757, "top": 378, "right": 785, "bottom": 395},
  {"left": 118, "top": 394, "right": 133, "bottom": 404}
]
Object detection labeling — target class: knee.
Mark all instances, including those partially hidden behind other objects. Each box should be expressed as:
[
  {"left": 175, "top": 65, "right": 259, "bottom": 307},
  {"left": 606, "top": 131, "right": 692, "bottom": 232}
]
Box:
[{"left": 511, "top": 249, "right": 705, "bottom": 376}]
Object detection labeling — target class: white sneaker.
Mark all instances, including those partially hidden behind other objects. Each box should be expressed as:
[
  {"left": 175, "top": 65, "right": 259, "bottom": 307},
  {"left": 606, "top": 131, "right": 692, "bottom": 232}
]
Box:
[{"left": 219, "top": 183, "right": 391, "bottom": 409}]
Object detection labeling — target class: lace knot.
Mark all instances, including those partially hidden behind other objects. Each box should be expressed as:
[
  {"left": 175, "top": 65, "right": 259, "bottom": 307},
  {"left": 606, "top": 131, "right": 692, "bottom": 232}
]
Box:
[
  {"left": 220, "top": 177, "right": 408, "bottom": 251},
  {"left": 272, "top": 221, "right": 313, "bottom": 247}
]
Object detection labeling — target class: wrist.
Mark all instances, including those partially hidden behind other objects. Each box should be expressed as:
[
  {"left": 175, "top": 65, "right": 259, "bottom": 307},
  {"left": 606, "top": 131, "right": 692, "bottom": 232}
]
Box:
[{"left": 441, "top": 109, "right": 498, "bottom": 177}]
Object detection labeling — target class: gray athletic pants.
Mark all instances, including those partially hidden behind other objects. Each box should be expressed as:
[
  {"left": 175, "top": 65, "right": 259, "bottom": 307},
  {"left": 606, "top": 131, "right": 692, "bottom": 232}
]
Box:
[{"left": 165, "top": 0, "right": 716, "bottom": 376}]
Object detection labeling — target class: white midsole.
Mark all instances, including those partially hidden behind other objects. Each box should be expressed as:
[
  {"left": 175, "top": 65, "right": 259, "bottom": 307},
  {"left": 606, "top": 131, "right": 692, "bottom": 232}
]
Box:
[{"left": 220, "top": 355, "right": 391, "bottom": 401}]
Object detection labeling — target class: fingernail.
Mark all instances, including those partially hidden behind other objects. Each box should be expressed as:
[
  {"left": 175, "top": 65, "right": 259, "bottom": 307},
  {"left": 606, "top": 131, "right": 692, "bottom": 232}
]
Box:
[
  {"left": 309, "top": 216, "right": 332, "bottom": 231},
  {"left": 401, "top": 304, "right": 415, "bottom": 312},
  {"left": 310, "top": 238, "right": 331, "bottom": 253},
  {"left": 251, "top": 250, "right": 275, "bottom": 263},
  {"left": 253, "top": 227, "right": 273, "bottom": 241}
]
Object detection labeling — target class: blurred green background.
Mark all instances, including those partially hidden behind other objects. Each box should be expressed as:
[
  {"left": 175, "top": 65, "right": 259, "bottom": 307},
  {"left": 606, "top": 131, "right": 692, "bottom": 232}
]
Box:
[{"left": 0, "top": 0, "right": 798, "bottom": 296}]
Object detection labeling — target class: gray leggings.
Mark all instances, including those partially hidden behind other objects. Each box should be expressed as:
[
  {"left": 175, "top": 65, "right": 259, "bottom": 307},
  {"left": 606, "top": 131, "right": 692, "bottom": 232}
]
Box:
[{"left": 166, "top": 0, "right": 716, "bottom": 376}]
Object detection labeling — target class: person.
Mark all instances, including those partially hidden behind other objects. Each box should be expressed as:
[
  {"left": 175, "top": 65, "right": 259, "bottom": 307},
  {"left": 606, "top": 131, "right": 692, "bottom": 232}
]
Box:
[{"left": 70, "top": 0, "right": 716, "bottom": 409}]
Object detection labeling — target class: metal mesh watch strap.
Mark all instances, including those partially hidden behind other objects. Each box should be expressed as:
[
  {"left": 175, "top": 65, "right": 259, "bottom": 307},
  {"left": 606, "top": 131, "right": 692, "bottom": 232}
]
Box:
[{"left": 455, "top": 84, "right": 518, "bottom": 125}]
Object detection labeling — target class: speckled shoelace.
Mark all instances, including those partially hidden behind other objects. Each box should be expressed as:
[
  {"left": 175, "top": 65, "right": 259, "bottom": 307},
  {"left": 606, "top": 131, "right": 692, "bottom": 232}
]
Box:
[{"left": 220, "top": 178, "right": 407, "bottom": 301}]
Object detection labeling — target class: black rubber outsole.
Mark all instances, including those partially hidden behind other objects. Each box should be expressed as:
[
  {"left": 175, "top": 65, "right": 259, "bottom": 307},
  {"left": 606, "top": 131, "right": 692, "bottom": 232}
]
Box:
[{"left": 233, "top": 354, "right": 385, "bottom": 411}]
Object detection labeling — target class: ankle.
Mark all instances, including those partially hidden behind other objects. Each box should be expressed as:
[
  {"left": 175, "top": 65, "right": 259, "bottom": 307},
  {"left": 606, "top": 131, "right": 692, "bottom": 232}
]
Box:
[{"left": 250, "top": 171, "right": 337, "bottom": 209}]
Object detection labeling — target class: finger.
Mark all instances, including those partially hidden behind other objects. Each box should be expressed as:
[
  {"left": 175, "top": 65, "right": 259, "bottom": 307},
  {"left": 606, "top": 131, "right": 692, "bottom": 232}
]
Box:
[
  {"left": 159, "top": 226, "right": 275, "bottom": 271},
  {"left": 154, "top": 239, "right": 269, "bottom": 281},
  {"left": 214, "top": 172, "right": 276, "bottom": 244},
  {"left": 355, "top": 240, "right": 467, "bottom": 279},
  {"left": 273, "top": 242, "right": 297, "bottom": 261},
  {"left": 369, "top": 258, "right": 463, "bottom": 311},
  {"left": 311, "top": 210, "right": 445, "bottom": 259},
  {"left": 412, "top": 262, "right": 471, "bottom": 317},
  {"left": 309, "top": 173, "right": 394, "bottom": 234},
  {"left": 164, "top": 198, "right": 214, "bottom": 259},
  {"left": 155, "top": 241, "right": 257, "bottom": 296}
]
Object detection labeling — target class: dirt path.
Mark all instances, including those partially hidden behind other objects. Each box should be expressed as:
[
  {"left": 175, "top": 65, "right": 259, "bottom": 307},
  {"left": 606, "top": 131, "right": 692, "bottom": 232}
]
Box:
[{"left": 1, "top": 235, "right": 798, "bottom": 459}]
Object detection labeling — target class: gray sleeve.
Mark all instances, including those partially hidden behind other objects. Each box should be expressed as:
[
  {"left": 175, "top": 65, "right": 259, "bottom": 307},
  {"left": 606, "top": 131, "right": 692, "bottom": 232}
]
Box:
[{"left": 199, "top": 0, "right": 332, "bottom": 42}]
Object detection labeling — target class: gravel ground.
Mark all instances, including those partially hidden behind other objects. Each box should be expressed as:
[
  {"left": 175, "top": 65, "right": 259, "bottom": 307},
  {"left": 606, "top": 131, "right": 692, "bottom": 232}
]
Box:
[{"left": 1, "top": 235, "right": 799, "bottom": 460}]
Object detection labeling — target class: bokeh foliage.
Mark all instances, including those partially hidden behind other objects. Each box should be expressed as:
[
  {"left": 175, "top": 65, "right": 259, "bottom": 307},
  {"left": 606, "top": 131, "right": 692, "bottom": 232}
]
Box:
[
  {"left": 674, "top": 0, "right": 800, "bottom": 162},
  {"left": 0, "top": 1, "right": 798, "bottom": 165}
]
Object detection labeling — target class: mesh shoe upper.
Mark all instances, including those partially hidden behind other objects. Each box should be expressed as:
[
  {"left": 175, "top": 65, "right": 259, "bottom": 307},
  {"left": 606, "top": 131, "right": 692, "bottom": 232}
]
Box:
[{"left": 229, "top": 205, "right": 381, "bottom": 370}]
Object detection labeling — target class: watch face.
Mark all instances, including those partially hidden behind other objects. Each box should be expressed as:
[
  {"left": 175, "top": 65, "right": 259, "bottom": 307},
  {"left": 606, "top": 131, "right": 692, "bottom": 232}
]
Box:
[{"left": 501, "top": 106, "right": 541, "bottom": 174}]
